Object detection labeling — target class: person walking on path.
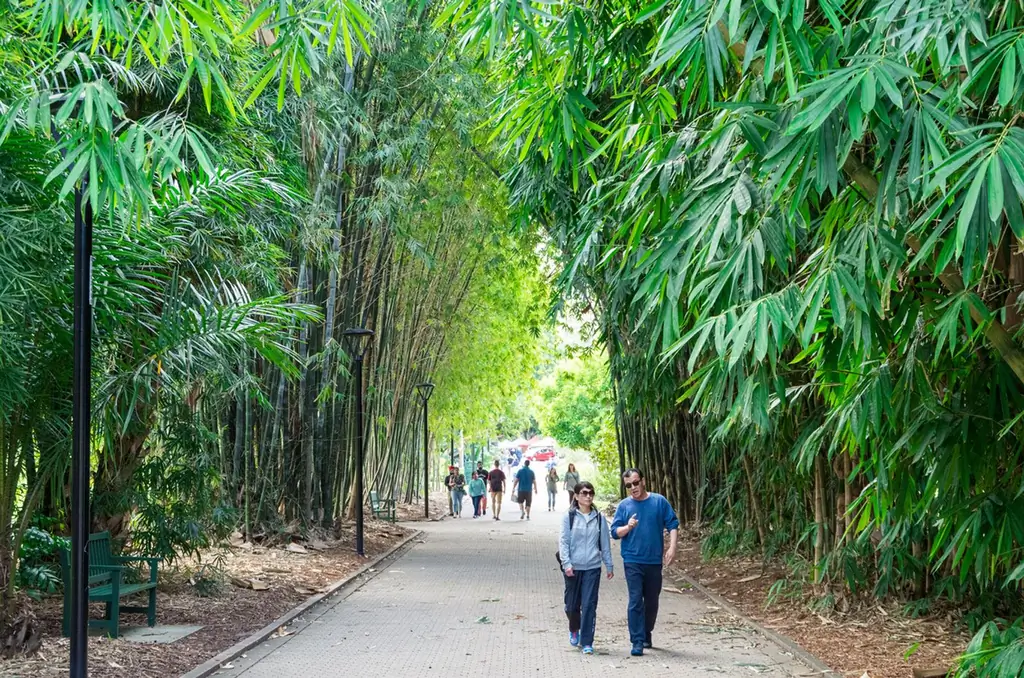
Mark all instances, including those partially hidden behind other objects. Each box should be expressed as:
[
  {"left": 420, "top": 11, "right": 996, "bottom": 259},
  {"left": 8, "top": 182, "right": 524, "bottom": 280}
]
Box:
[
  {"left": 487, "top": 460, "right": 506, "bottom": 521},
  {"left": 511, "top": 459, "right": 538, "bottom": 520},
  {"left": 563, "top": 464, "right": 581, "bottom": 505},
  {"left": 559, "top": 481, "right": 613, "bottom": 655},
  {"left": 610, "top": 468, "right": 679, "bottom": 656},
  {"left": 469, "top": 472, "right": 487, "bottom": 518},
  {"left": 475, "top": 461, "right": 489, "bottom": 515},
  {"left": 545, "top": 467, "right": 560, "bottom": 511},
  {"left": 445, "top": 466, "right": 466, "bottom": 518}
]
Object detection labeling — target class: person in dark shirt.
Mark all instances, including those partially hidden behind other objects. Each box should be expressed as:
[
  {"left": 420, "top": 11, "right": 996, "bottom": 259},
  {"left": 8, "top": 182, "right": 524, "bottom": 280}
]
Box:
[
  {"left": 487, "top": 460, "right": 506, "bottom": 521},
  {"left": 610, "top": 468, "right": 679, "bottom": 656},
  {"left": 445, "top": 466, "right": 466, "bottom": 518},
  {"left": 512, "top": 459, "right": 538, "bottom": 520},
  {"left": 475, "top": 461, "right": 489, "bottom": 515}
]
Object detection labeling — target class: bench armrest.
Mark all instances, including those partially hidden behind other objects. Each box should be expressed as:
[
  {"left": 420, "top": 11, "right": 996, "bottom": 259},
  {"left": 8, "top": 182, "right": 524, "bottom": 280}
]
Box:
[
  {"left": 115, "top": 556, "right": 160, "bottom": 583},
  {"left": 89, "top": 565, "right": 125, "bottom": 587}
]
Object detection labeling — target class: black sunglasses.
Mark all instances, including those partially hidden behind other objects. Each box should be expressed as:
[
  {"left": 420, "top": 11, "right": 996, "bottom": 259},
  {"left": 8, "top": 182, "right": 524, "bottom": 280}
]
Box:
[
  {"left": 624, "top": 480, "right": 643, "bottom": 489},
  {"left": 578, "top": 489, "right": 594, "bottom": 496}
]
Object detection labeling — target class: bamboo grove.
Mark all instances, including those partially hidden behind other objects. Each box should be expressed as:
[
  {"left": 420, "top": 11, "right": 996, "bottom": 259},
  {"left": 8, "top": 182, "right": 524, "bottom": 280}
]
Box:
[
  {"left": 0, "top": 0, "right": 545, "bottom": 647},
  {"left": 442, "top": 0, "right": 1024, "bottom": 672}
]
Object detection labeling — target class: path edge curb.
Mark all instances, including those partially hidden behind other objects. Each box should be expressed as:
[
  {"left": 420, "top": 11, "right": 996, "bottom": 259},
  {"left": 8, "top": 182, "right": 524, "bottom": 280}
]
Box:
[
  {"left": 179, "top": 529, "right": 424, "bottom": 678},
  {"left": 672, "top": 572, "right": 840, "bottom": 678}
]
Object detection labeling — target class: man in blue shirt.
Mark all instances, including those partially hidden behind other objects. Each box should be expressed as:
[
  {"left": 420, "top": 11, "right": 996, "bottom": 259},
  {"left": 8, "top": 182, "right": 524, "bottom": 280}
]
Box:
[
  {"left": 511, "top": 459, "right": 538, "bottom": 520},
  {"left": 610, "top": 468, "right": 679, "bottom": 656}
]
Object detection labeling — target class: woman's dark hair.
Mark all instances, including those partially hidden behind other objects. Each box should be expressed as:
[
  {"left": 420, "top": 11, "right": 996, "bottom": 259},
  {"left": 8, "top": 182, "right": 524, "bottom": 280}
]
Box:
[
  {"left": 567, "top": 463, "right": 577, "bottom": 472},
  {"left": 573, "top": 481, "right": 595, "bottom": 495},
  {"left": 571, "top": 481, "right": 596, "bottom": 509}
]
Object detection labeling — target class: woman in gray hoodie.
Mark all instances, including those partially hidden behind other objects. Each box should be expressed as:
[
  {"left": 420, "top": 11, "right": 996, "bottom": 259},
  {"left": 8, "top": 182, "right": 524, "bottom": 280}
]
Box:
[{"left": 558, "top": 481, "right": 613, "bottom": 654}]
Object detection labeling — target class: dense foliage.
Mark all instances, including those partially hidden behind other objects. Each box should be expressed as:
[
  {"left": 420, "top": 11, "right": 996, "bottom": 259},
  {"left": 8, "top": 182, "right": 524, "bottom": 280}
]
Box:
[
  {"left": 443, "top": 0, "right": 1024, "bottom": 671},
  {"left": 0, "top": 0, "right": 545, "bottom": 647}
]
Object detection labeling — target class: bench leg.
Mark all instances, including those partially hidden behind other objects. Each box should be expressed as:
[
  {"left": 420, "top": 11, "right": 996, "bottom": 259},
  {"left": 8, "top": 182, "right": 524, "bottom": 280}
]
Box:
[
  {"left": 62, "top": 591, "right": 71, "bottom": 638},
  {"left": 109, "top": 575, "right": 121, "bottom": 639},
  {"left": 147, "top": 587, "right": 157, "bottom": 627},
  {"left": 108, "top": 598, "right": 120, "bottom": 639}
]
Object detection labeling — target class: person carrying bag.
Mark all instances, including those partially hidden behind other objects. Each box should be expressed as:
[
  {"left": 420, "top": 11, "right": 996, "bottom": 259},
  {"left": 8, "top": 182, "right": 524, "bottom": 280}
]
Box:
[{"left": 557, "top": 481, "right": 613, "bottom": 655}]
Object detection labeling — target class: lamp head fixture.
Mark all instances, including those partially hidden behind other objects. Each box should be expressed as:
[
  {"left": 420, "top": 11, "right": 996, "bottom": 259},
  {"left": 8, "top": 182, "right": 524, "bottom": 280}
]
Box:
[
  {"left": 341, "top": 327, "right": 374, "bottom": 359},
  {"left": 415, "top": 382, "right": 435, "bottom": 402}
]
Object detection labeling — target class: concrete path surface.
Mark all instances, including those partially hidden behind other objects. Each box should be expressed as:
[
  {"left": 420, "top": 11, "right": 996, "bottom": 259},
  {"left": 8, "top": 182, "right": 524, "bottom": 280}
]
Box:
[{"left": 213, "top": 492, "right": 821, "bottom": 677}]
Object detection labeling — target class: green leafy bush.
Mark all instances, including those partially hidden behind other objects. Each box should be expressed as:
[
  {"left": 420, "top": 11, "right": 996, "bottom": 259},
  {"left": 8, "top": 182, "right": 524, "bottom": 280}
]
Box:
[{"left": 18, "top": 526, "right": 69, "bottom": 597}]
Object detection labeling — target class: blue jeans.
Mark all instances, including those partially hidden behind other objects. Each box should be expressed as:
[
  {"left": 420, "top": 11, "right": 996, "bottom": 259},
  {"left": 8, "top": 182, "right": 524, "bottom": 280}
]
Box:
[
  {"left": 563, "top": 568, "right": 601, "bottom": 646},
  {"left": 450, "top": 489, "right": 464, "bottom": 514},
  {"left": 471, "top": 495, "right": 483, "bottom": 516},
  {"left": 623, "top": 563, "right": 662, "bottom": 647}
]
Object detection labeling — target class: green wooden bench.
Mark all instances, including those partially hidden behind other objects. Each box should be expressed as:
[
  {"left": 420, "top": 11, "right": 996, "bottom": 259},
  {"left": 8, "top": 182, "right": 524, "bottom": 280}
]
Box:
[
  {"left": 59, "top": 531, "right": 161, "bottom": 639},
  {"left": 369, "top": 490, "right": 396, "bottom": 522}
]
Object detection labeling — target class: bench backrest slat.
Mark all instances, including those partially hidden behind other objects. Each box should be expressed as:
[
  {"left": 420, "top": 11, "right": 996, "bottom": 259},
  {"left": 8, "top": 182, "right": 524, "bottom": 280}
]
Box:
[{"left": 88, "top": 532, "right": 114, "bottom": 578}]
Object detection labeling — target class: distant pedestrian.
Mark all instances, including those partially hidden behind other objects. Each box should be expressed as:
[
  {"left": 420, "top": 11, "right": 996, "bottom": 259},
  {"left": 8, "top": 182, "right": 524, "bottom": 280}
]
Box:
[
  {"left": 511, "top": 459, "right": 537, "bottom": 520},
  {"left": 545, "top": 467, "right": 560, "bottom": 511},
  {"left": 487, "top": 460, "right": 506, "bottom": 521},
  {"left": 610, "top": 468, "right": 679, "bottom": 656},
  {"left": 445, "top": 466, "right": 466, "bottom": 518},
  {"left": 469, "top": 472, "right": 486, "bottom": 518},
  {"left": 563, "top": 464, "right": 581, "bottom": 504},
  {"left": 559, "top": 481, "right": 613, "bottom": 655},
  {"left": 475, "top": 460, "right": 489, "bottom": 515}
]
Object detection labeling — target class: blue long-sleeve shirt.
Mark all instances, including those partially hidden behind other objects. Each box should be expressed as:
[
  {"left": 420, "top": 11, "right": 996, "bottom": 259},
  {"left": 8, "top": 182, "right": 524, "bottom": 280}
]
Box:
[
  {"left": 610, "top": 493, "right": 679, "bottom": 565},
  {"left": 559, "top": 509, "right": 613, "bottom": 573}
]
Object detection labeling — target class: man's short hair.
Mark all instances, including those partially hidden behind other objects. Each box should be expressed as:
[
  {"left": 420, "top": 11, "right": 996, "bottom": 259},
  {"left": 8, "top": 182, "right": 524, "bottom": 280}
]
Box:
[
  {"left": 494, "top": 459, "right": 500, "bottom": 466},
  {"left": 622, "top": 468, "right": 643, "bottom": 479},
  {"left": 524, "top": 459, "right": 530, "bottom": 466}
]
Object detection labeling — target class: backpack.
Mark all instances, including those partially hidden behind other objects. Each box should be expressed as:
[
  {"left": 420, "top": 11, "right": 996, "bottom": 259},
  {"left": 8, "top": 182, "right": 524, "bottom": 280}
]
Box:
[{"left": 555, "top": 509, "right": 604, "bottom": 570}]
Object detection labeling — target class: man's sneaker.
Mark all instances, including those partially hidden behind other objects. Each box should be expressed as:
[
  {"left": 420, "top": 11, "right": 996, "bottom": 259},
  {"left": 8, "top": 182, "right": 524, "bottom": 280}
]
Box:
[
  {"left": 569, "top": 631, "right": 579, "bottom": 647},
  {"left": 630, "top": 645, "right": 644, "bottom": 656},
  {"left": 643, "top": 638, "right": 653, "bottom": 649},
  {"left": 582, "top": 646, "right": 594, "bottom": 655}
]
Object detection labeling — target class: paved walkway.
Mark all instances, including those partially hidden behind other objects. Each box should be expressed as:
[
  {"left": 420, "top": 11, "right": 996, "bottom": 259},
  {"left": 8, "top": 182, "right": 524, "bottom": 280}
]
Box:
[{"left": 216, "top": 493, "right": 818, "bottom": 677}]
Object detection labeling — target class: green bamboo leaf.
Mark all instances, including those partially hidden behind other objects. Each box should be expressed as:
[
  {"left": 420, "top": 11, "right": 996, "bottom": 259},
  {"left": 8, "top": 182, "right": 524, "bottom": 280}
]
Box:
[
  {"left": 957, "top": 158, "right": 990, "bottom": 255},
  {"left": 988, "top": 156, "right": 1004, "bottom": 220},
  {"left": 998, "top": 48, "right": 1017, "bottom": 107}
]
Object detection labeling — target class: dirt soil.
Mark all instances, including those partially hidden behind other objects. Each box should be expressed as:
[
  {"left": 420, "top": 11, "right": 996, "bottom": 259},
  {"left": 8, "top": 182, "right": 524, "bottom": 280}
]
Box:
[
  {"left": 0, "top": 518, "right": 414, "bottom": 678},
  {"left": 669, "top": 529, "right": 969, "bottom": 678}
]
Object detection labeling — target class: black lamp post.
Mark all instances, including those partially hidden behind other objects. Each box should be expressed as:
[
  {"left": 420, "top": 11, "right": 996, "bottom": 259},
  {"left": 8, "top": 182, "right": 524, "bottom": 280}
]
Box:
[
  {"left": 414, "top": 383, "right": 434, "bottom": 519},
  {"left": 342, "top": 327, "right": 374, "bottom": 557},
  {"left": 450, "top": 424, "right": 455, "bottom": 467},
  {"left": 70, "top": 186, "right": 92, "bottom": 678}
]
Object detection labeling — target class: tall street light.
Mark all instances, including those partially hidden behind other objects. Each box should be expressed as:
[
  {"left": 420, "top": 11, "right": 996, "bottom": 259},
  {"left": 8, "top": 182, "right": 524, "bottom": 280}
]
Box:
[
  {"left": 342, "top": 327, "right": 374, "bottom": 557},
  {"left": 70, "top": 185, "right": 92, "bottom": 678},
  {"left": 414, "top": 383, "right": 434, "bottom": 519}
]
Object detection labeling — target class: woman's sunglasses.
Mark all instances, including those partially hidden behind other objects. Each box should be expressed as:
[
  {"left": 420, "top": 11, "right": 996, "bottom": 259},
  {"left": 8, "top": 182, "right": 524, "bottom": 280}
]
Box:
[
  {"left": 578, "top": 490, "right": 594, "bottom": 496},
  {"left": 624, "top": 480, "right": 642, "bottom": 489}
]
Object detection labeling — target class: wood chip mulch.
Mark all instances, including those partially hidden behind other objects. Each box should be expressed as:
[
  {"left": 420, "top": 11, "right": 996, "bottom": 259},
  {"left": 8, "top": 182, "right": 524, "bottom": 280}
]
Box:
[
  {"left": 669, "top": 529, "right": 969, "bottom": 678},
  {"left": 0, "top": 519, "right": 413, "bottom": 678}
]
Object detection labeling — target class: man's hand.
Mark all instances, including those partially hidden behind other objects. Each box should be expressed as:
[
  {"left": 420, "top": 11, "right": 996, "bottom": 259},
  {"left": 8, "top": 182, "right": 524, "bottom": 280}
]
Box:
[
  {"left": 564, "top": 567, "right": 575, "bottom": 577},
  {"left": 663, "top": 546, "right": 676, "bottom": 567},
  {"left": 626, "top": 513, "right": 639, "bottom": 530},
  {"left": 606, "top": 571, "right": 614, "bottom": 580}
]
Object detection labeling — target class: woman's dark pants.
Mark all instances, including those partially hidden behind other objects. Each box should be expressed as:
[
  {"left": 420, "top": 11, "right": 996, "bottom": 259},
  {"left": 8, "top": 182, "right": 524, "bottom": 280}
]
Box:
[
  {"left": 471, "top": 495, "right": 483, "bottom": 516},
  {"left": 563, "top": 568, "right": 601, "bottom": 646}
]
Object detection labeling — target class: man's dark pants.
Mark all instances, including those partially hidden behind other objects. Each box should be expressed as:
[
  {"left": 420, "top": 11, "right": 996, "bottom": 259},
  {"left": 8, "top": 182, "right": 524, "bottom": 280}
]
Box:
[
  {"left": 563, "top": 568, "right": 601, "bottom": 646},
  {"left": 623, "top": 562, "right": 662, "bottom": 646}
]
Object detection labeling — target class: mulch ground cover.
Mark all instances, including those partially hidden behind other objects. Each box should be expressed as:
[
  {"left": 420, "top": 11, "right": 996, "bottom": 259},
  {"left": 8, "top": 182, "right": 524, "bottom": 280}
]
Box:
[
  {"left": 670, "top": 529, "right": 969, "bottom": 678},
  {"left": 0, "top": 518, "right": 414, "bottom": 678}
]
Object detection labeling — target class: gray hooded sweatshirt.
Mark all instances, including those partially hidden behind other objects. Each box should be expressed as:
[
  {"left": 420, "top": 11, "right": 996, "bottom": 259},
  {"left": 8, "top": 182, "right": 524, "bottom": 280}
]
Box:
[{"left": 558, "top": 508, "right": 613, "bottom": 573}]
